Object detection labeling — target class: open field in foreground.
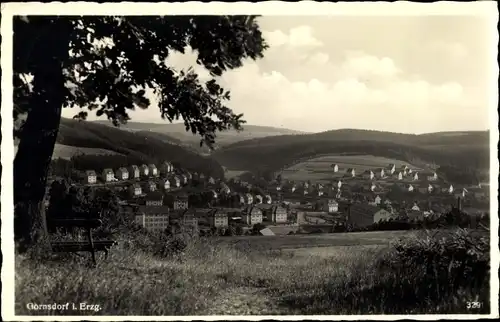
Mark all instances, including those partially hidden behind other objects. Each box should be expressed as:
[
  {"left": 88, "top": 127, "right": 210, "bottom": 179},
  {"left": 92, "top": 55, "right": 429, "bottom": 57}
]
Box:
[
  {"left": 282, "top": 154, "right": 424, "bottom": 182},
  {"left": 16, "top": 229, "right": 490, "bottom": 315}
]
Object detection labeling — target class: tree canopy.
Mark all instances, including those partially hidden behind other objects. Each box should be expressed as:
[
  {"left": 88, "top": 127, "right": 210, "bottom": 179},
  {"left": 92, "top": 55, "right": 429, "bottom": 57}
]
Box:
[{"left": 13, "top": 15, "right": 268, "bottom": 250}]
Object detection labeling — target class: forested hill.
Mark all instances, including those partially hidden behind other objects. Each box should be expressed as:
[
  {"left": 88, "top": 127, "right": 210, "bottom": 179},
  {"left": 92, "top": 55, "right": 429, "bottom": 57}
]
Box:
[
  {"left": 53, "top": 118, "right": 225, "bottom": 178},
  {"left": 212, "top": 129, "right": 490, "bottom": 180}
]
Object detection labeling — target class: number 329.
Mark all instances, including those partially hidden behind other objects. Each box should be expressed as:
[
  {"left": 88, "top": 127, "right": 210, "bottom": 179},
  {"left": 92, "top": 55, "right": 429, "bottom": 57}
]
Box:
[{"left": 467, "top": 301, "right": 483, "bottom": 309}]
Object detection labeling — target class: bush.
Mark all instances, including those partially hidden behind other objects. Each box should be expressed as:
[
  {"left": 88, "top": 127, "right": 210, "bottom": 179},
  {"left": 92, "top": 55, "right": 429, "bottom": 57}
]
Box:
[{"left": 369, "top": 229, "right": 490, "bottom": 313}]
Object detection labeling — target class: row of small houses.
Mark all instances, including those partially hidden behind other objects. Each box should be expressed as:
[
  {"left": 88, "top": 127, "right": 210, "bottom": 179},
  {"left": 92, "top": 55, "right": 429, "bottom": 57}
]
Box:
[
  {"left": 329, "top": 163, "right": 438, "bottom": 181},
  {"left": 85, "top": 161, "right": 175, "bottom": 184},
  {"left": 134, "top": 202, "right": 289, "bottom": 232}
]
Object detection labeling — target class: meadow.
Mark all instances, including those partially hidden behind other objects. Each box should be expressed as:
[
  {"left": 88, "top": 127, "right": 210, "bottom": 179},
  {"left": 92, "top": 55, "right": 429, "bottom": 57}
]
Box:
[
  {"left": 15, "top": 228, "right": 490, "bottom": 316},
  {"left": 281, "top": 154, "right": 423, "bottom": 182},
  {"left": 52, "top": 143, "right": 123, "bottom": 160}
]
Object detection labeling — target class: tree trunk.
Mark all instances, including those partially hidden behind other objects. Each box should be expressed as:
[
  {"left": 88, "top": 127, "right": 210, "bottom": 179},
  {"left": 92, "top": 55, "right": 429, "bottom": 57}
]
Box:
[{"left": 14, "top": 18, "right": 72, "bottom": 252}]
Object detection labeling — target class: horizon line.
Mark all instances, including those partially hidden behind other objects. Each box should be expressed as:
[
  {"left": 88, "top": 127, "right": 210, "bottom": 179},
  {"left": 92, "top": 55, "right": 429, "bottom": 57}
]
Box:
[{"left": 82, "top": 118, "right": 490, "bottom": 136}]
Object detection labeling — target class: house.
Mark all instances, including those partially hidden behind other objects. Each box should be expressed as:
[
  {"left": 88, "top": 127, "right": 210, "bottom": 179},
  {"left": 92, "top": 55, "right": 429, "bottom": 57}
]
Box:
[
  {"left": 336, "top": 180, "right": 343, "bottom": 189},
  {"left": 426, "top": 172, "right": 438, "bottom": 181},
  {"left": 407, "top": 210, "right": 424, "bottom": 221},
  {"left": 455, "top": 188, "right": 468, "bottom": 199},
  {"left": 368, "top": 195, "right": 382, "bottom": 206},
  {"left": 428, "top": 184, "right": 434, "bottom": 193},
  {"left": 363, "top": 170, "right": 375, "bottom": 180},
  {"left": 347, "top": 204, "right": 392, "bottom": 228},
  {"left": 129, "top": 183, "right": 142, "bottom": 197},
  {"left": 245, "top": 193, "right": 254, "bottom": 205},
  {"left": 135, "top": 206, "right": 170, "bottom": 232},
  {"left": 115, "top": 167, "right": 129, "bottom": 181},
  {"left": 128, "top": 165, "right": 140, "bottom": 179},
  {"left": 410, "top": 202, "right": 420, "bottom": 211},
  {"left": 370, "top": 183, "right": 377, "bottom": 192},
  {"left": 219, "top": 183, "right": 231, "bottom": 195},
  {"left": 209, "top": 209, "right": 229, "bottom": 228},
  {"left": 173, "top": 196, "right": 189, "bottom": 210},
  {"left": 145, "top": 191, "right": 164, "bottom": 206},
  {"left": 387, "top": 164, "right": 396, "bottom": 174},
  {"left": 317, "top": 190, "right": 324, "bottom": 197},
  {"left": 208, "top": 177, "right": 216, "bottom": 185},
  {"left": 407, "top": 168, "right": 413, "bottom": 175},
  {"left": 397, "top": 172, "right": 404, "bottom": 180},
  {"left": 181, "top": 210, "right": 199, "bottom": 230},
  {"left": 346, "top": 168, "right": 356, "bottom": 177},
  {"left": 148, "top": 164, "right": 159, "bottom": 177},
  {"left": 242, "top": 206, "right": 263, "bottom": 226},
  {"left": 102, "top": 168, "right": 115, "bottom": 182},
  {"left": 140, "top": 164, "right": 149, "bottom": 177},
  {"left": 264, "top": 194, "right": 272, "bottom": 204},
  {"left": 376, "top": 168, "right": 385, "bottom": 178},
  {"left": 407, "top": 184, "right": 414, "bottom": 192},
  {"left": 331, "top": 164, "right": 339, "bottom": 172},
  {"left": 199, "top": 173, "right": 206, "bottom": 181},
  {"left": 447, "top": 184, "right": 454, "bottom": 194},
  {"left": 168, "top": 176, "right": 181, "bottom": 188},
  {"left": 85, "top": 170, "right": 97, "bottom": 184},
  {"left": 255, "top": 195, "right": 263, "bottom": 204},
  {"left": 238, "top": 194, "right": 246, "bottom": 205},
  {"left": 179, "top": 174, "right": 188, "bottom": 185},
  {"left": 160, "top": 161, "right": 173, "bottom": 174},
  {"left": 161, "top": 178, "right": 171, "bottom": 191},
  {"left": 291, "top": 185, "right": 297, "bottom": 193},
  {"left": 326, "top": 199, "right": 339, "bottom": 213},
  {"left": 271, "top": 205, "right": 288, "bottom": 223},
  {"left": 411, "top": 172, "right": 419, "bottom": 181},
  {"left": 145, "top": 180, "right": 157, "bottom": 192},
  {"left": 184, "top": 171, "right": 193, "bottom": 180}
]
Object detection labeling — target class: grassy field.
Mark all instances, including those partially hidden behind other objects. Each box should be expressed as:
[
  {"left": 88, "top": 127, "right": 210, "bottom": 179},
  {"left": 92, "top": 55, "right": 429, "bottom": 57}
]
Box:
[
  {"left": 282, "top": 154, "right": 423, "bottom": 182},
  {"left": 52, "top": 143, "right": 123, "bottom": 160},
  {"left": 15, "top": 229, "right": 490, "bottom": 315}
]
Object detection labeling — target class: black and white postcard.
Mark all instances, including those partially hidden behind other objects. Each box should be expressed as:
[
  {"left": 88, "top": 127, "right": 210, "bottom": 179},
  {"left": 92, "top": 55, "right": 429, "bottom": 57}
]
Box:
[{"left": 1, "top": 1, "right": 499, "bottom": 320}]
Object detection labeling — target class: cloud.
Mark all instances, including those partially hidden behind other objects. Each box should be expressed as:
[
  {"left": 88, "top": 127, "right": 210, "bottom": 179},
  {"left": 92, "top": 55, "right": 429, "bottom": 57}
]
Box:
[{"left": 263, "top": 26, "right": 323, "bottom": 48}]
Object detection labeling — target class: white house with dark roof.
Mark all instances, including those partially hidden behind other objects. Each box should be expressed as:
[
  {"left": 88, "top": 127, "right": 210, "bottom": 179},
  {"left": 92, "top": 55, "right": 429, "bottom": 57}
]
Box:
[
  {"left": 363, "top": 170, "right": 375, "bottom": 180},
  {"left": 140, "top": 164, "right": 149, "bottom": 177},
  {"left": 85, "top": 170, "right": 97, "bottom": 184},
  {"left": 169, "top": 176, "right": 180, "bottom": 188},
  {"left": 128, "top": 165, "right": 140, "bottom": 179},
  {"left": 346, "top": 168, "right": 356, "bottom": 177},
  {"left": 148, "top": 164, "right": 158, "bottom": 177},
  {"left": 162, "top": 178, "right": 171, "bottom": 191},
  {"left": 160, "top": 161, "right": 173, "bottom": 174},
  {"left": 397, "top": 171, "right": 404, "bottom": 180},
  {"left": 116, "top": 167, "right": 129, "bottom": 180},
  {"left": 146, "top": 180, "right": 157, "bottom": 192},
  {"left": 331, "top": 164, "right": 339, "bottom": 173},
  {"left": 407, "top": 184, "right": 414, "bottom": 192},
  {"left": 129, "top": 183, "right": 142, "bottom": 197},
  {"left": 387, "top": 164, "right": 396, "bottom": 174},
  {"left": 102, "top": 168, "right": 115, "bottom": 182},
  {"left": 411, "top": 172, "right": 419, "bottom": 181}
]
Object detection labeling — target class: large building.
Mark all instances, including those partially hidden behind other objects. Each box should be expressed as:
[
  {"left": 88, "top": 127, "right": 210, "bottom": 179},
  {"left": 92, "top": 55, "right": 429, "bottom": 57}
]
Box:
[
  {"left": 209, "top": 209, "right": 229, "bottom": 228},
  {"left": 135, "top": 206, "right": 170, "bottom": 232},
  {"left": 347, "top": 204, "right": 393, "bottom": 228},
  {"left": 242, "top": 206, "right": 264, "bottom": 226},
  {"left": 173, "top": 195, "right": 189, "bottom": 210},
  {"left": 145, "top": 191, "right": 164, "bottom": 207}
]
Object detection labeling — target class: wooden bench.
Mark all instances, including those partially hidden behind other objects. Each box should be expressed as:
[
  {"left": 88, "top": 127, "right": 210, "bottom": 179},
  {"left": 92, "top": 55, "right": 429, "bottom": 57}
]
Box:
[{"left": 47, "top": 217, "right": 117, "bottom": 266}]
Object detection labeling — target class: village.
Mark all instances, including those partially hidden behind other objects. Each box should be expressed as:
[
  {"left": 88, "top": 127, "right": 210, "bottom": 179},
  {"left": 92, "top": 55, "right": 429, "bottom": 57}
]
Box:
[{"left": 44, "top": 158, "right": 491, "bottom": 237}]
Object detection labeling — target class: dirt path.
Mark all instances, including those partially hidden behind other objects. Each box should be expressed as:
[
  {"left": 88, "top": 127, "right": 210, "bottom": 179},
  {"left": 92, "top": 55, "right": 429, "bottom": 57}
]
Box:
[{"left": 201, "top": 286, "right": 290, "bottom": 315}]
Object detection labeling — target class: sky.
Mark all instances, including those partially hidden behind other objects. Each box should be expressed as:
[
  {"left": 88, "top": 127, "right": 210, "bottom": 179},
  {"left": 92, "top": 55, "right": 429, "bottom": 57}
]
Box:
[{"left": 61, "top": 12, "right": 497, "bottom": 134}]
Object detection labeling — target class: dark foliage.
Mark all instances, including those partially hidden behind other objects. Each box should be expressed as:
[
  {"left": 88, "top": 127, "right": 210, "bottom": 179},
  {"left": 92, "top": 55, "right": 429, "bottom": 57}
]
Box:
[{"left": 14, "top": 15, "right": 267, "bottom": 250}]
